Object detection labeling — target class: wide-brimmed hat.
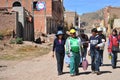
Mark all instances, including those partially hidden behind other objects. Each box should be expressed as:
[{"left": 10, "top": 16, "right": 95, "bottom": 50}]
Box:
[{"left": 56, "top": 31, "right": 64, "bottom": 36}]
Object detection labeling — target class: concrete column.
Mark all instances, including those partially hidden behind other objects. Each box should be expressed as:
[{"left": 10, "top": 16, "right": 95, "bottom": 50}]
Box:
[
  {"left": 107, "top": 24, "right": 111, "bottom": 36},
  {"left": 78, "top": 16, "right": 81, "bottom": 28},
  {"left": 50, "top": 19, "right": 52, "bottom": 34},
  {"left": 26, "top": 0, "right": 28, "bottom": 10},
  {"left": 6, "top": 0, "right": 8, "bottom": 7},
  {"left": 73, "top": 17, "right": 75, "bottom": 27}
]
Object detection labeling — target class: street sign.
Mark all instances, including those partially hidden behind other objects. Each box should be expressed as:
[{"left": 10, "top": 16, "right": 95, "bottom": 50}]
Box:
[{"left": 36, "top": 1, "right": 45, "bottom": 11}]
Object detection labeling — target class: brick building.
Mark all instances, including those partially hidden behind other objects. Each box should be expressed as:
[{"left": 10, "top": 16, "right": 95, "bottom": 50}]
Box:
[
  {"left": 113, "top": 19, "right": 120, "bottom": 28},
  {"left": 0, "top": 11, "right": 17, "bottom": 36},
  {"left": 0, "top": 0, "right": 64, "bottom": 34},
  {"left": 64, "top": 11, "right": 80, "bottom": 29},
  {"left": 103, "top": 6, "right": 120, "bottom": 33}
]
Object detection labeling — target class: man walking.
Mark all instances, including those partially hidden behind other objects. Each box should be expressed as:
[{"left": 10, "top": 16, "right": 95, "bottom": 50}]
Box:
[
  {"left": 80, "top": 29, "right": 89, "bottom": 58},
  {"left": 97, "top": 27, "right": 106, "bottom": 65},
  {"left": 65, "top": 29, "right": 82, "bottom": 76},
  {"left": 89, "top": 28, "right": 102, "bottom": 75}
]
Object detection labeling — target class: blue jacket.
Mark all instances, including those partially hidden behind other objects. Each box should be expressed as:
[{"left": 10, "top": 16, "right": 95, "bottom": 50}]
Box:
[
  {"left": 90, "top": 35, "right": 102, "bottom": 50},
  {"left": 53, "top": 38, "right": 66, "bottom": 53}
]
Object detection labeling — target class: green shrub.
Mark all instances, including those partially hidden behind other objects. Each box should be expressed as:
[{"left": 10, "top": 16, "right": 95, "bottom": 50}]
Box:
[
  {"left": 16, "top": 37, "right": 23, "bottom": 44},
  {"left": 0, "top": 34, "right": 4, "bottom": 40},
  {"left": 9, "top": 38, "right": 23, "bottom": 44},
  {"left": 9, "top": 39, "right": 16, "bottom": 44}
]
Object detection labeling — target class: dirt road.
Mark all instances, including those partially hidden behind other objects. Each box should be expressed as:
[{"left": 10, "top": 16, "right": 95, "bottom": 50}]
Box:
[{"left": 0, "top": 42, "right": 120, "bottom": 80}]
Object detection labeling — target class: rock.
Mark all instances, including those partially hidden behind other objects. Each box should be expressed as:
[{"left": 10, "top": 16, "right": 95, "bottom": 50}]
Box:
[
  {"left": 35, "top": 37, "right": 42, "bottom": 44},
  {"left": 0, "top": 46, "right": 4, "bottom": 51}
]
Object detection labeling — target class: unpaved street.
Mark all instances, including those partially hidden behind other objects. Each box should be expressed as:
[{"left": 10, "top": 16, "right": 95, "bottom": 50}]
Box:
[{"left": 0, "top": 42, "right": 120, "bottom": 80}]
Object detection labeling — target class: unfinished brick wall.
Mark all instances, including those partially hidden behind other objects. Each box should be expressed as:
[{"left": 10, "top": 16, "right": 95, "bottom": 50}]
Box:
[
  {"left": 0, "top": 0, "right": 64, "bottom": 35},
  {"left": 104, "top": 6, "right": 120, "bottom": 28},
  {"left": 33, "top": 0, "right": 52, "bottom": 34},
  {"left": 0, "top": 12, "right": 17, "bottom": 35}
]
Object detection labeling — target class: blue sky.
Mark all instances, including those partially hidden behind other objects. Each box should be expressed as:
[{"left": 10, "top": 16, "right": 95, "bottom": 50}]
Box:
[{"left": 64, "top": 0, "right": 120, "bottom": 15}]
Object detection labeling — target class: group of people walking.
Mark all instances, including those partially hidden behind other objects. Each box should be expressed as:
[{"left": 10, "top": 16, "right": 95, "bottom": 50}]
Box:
[{"left": 52, "top": 27, "right": 120, "bottom": 76}]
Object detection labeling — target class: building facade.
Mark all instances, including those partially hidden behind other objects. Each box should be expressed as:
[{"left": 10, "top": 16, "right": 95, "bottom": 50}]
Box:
[
  {"left": 113, "top": 19, "right": 120, "bottom": 28},
  {"left": 64, "top": 11, "right": 80, "bottom": 29},
  {"left": 104, "top": 6, "right": 120, "bottom": 33},
  {"left": 0, "top": 3, "right": 34, "bottom": 41},
  {"left": 0, "top": 0, "right": 64, "bottom": 35}
]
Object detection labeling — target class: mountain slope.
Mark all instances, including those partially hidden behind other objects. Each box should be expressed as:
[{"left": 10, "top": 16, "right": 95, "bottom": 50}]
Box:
[{"left": 80, "top": 9, "right": 104, "bottom": 28}]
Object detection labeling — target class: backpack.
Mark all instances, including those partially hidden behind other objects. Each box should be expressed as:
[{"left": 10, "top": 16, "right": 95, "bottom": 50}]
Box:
[{"left": 70, "top": 38, "right": 80, "bottom": 53}]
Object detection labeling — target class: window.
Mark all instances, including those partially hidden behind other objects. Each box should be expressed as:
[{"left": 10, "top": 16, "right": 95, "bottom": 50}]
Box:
[
  {"left": 13, "top": 1, "right": 21, "bottom": 7},
  {"left": 33, "top": 1, "right": 37, "bottom": 10}
]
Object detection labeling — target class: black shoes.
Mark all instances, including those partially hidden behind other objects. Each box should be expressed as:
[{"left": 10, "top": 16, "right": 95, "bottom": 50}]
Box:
[
  {"left": 58, "top": 72, "right": 63, "bottom": 76},
  {"left": 112, "top": 66, "right": 116, "bottom": 69},
  {"left": 95, "top": 71, "right": 101, "bottom": 75},
  {"left": 92, "top": 71, "right": 101, "bottom": 75}
]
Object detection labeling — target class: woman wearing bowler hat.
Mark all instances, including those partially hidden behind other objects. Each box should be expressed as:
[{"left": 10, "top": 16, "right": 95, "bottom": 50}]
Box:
[{"left": 52, "top": 30, "right": 66, "bottom": 75}]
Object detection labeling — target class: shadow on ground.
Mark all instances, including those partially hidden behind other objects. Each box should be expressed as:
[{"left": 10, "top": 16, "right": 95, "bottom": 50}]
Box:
[
  {"left": 63, "top": 72, "right": 69, "bottom": 74},
  {"left": 0, "top": 65, "right": 7, "bottom": 72},
  {"left": 102, "top": 64, "right": 111, "bottom": 66},
  {"left": 63, "top": 70, "right": 112, "bottom": 76},
  {"left": 0, "top": 65, "right": 7, "bottom": 68},
  {"left": 63, "top": 71, "right": 91, "bottom": 75},
  {"left": 116, "top": 66, "right": 120, "bottom": 68},
  {"left": 100, "top": 71, "right": 112, "bottom": 75},
  {"left": 117, "top": 60, "right": 120, "bottom": 62},
  {"left": 79, "top": 71, "right": 91, "bottom": 75},
  {"left": 80, "top": 64, "right": 112, "bottom": 67},
  {"left": 78, "top": 71, "right": 112, "bottom": 75}
]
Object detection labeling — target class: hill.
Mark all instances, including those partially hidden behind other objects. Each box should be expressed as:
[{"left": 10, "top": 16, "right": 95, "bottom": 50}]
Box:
[{"left": 80, "top": 9, "right": 104, "bottom": 29}]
